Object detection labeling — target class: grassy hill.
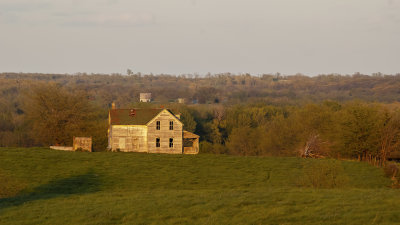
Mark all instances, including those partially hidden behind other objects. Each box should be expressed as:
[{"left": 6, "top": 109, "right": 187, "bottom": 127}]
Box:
[{"left": 0, "top": 148, "right": 399, "bottom": 225}]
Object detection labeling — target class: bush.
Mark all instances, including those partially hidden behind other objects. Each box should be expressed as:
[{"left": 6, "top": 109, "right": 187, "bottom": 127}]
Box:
[
  {"left": 297, "top": 160, "right": 349, "bottom": 189},
  {"left": 200, "top": 141, "right": 228, "bottom": 154}
]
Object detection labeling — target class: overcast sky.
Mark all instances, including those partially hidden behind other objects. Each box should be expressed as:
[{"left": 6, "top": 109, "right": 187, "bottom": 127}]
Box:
[{"left": 0, "top": 0, "right": 399, "bottom": 76}]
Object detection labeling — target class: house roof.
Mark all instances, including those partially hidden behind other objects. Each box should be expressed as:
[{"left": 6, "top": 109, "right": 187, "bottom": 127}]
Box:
[
  {"left": 109, "top": 108, "right": 164, "bottom": 125},
  {"left": 183, "top": 130, "right": 200, "bottom": 139}
]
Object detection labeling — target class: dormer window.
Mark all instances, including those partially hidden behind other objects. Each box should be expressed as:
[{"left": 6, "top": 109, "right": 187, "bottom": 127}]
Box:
[
  {"left": 169, "top": 121, "right": 174, "bottom": 130},
  {"left": 156, "top": 121, "right": 160, "bottom": 130}
]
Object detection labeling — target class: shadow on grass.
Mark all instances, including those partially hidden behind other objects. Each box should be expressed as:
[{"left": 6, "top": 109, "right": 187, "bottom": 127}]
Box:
[{"left": 0, "top": 171, "right": 102, "bottom": 211}]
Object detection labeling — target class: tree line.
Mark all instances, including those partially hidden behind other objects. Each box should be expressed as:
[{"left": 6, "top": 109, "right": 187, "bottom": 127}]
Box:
[
  {"left": 1, "top": 72, "right": 400, "bottom": 163},
  {"left": 198, "top": 101, "right": 400, "bottom": 165}
]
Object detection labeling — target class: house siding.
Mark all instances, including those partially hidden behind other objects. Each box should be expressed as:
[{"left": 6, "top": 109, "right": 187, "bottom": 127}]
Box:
[
  {"left": 147, "top": 110, "right": 183, "bottom": 154},
  {"left": 110, "top": 125, "right": 148, "bottom": 152}
]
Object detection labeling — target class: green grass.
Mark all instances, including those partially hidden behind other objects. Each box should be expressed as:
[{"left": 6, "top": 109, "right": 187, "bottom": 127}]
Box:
[{"left": 0, "top": 148, "right": 399, "bottom": 225}]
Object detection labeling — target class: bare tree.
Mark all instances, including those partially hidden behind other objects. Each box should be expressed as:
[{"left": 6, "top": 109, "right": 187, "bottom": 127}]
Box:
[
  {"left": 24, "top": 83, "right": 95, "bottom": 146},
  {"left": 301, "top": 133, "right": 325, "bottom": 158}
]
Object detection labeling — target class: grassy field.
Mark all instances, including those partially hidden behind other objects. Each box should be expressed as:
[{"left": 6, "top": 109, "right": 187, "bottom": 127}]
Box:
[{"left": 0, "top": 148, "right": 399, "bottom": 225}]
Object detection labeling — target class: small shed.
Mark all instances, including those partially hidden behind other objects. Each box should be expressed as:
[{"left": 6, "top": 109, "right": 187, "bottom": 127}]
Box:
[
  {"left": 140, "top": 93, "right": 152, "bottom": 102},
  {"left": 183, "top": 131, "right": 200, "bottom": 154},
  {"left": 73, "top": 137, "right": 92, "bottom": 152}
]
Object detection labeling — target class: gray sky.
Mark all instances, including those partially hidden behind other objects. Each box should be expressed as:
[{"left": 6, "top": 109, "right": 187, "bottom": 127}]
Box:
[{"left": 0, "top": 0, "right": 399, "bottom": 76}]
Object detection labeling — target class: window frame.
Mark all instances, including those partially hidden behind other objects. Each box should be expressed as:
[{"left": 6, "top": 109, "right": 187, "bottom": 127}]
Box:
[
  {"left": 156, "top": 138, "right": 160, "bottom": 147},
  {"left": 156, "top": 121, "right": 160, "bottom": 130},
  {"left": 169, "top": 121, "right": 174, "bottom": 130},
  {"left": 169, "top": 138, "right": 174, "bottom": 148}
]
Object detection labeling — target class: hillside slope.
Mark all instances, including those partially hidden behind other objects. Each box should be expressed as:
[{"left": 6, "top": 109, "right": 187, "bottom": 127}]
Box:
[{"left": 0, "top": 148, "right": 399, "bottom": 225}]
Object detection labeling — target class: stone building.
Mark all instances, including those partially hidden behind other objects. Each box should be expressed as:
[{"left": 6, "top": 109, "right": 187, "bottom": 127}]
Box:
[
  {"left": 108, "top": 107, "right": 199, "bottom": 154},
  {"left": 73, "top": 137, "right": 92, "bottom": 152}
]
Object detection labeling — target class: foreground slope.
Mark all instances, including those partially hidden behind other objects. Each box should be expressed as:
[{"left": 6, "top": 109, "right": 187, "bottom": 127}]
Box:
[{"left": 0, "top": 148, "right": 399, "bottom": 225}]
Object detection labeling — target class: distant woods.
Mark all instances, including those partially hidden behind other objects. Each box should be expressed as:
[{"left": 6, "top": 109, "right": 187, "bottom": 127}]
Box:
[
  {"left": 200, "top": 102, "right": 400, "bottom": 164},
  {"left": 1, "top": 72, "right": 400, "bottom": 160}
]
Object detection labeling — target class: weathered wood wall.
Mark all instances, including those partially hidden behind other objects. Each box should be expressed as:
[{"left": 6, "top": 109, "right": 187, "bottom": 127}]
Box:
[
  {"left": 183, "top": 138, "right": 199, "bottom": 154},
  {"left": 110, "top": 126, "right": 148, "bottom": 152},
  {"left": 147, "top": 111, "right": 183, "bottom": 154}
]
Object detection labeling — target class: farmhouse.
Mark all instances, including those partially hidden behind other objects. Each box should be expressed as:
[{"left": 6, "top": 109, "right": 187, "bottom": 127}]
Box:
[{"left": 107, "top": 106, "right": 199, "bottom": 154}]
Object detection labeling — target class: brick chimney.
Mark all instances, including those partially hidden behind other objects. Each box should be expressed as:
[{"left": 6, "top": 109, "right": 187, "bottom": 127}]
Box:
[{"left": 129, "top": 109, "right": 136, "bottom": 116}]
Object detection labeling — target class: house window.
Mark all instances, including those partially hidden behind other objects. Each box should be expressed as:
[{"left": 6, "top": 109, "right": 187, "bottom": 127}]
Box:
[
  {"left": 156, "top": 138, "right": 160, "bottom": 147},
  {"left": 156, "top": 121, "right": 160, "bottom": 130},
  {"left": 169, "top": 138, "right": 173, "bottom": 148},
  {"left": 169, "top": 121, "right": 174, "bottom": 130}
]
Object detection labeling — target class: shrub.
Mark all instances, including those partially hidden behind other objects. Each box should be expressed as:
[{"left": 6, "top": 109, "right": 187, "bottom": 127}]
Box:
[
  {"left": 297, "top": 160, "right": 349, "bottom": 189},
  {"left": 200, "top": 141, "right": 228, "bottom": 154}
]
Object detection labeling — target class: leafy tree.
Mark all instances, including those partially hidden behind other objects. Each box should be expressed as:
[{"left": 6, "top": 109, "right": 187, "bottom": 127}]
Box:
[
  {"left": 226, "top": 126, "right": 262, "bottom": 156},
  {"left": 379, "top": 110, "right": 400, "bottom": 164},
  {"left": 127, "top": 69, "right": 133, "bottom": 76},
  {"left": 180, "top": 109, "right": 197, "bottom": 132},
  {"left": 337, "top": 103, "right": 384, "bottom": 159}
]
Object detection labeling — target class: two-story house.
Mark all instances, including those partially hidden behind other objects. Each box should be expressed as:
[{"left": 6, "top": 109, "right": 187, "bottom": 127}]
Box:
[{"left": 107, "top": 107, "right": 199, "bottom": 154}]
